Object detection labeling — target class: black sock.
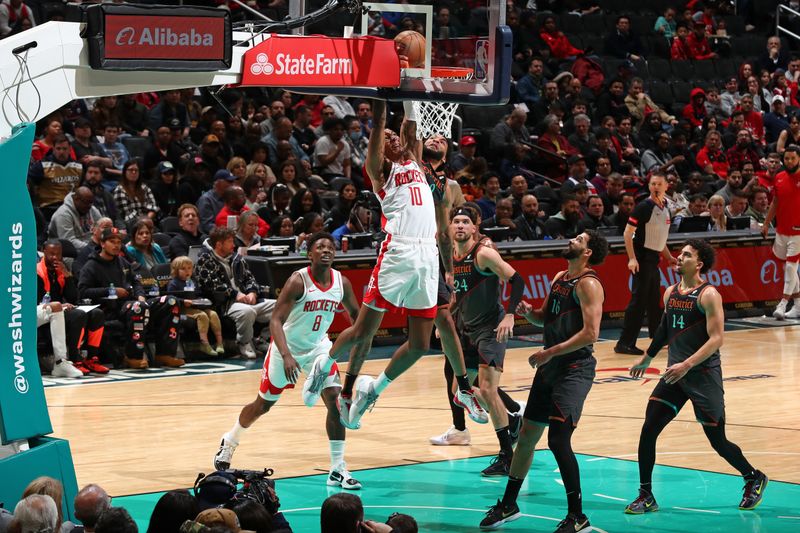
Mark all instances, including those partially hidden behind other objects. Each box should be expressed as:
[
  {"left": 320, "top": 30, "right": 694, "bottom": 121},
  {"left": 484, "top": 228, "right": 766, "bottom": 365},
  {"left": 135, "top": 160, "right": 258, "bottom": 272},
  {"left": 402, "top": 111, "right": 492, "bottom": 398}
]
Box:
[
  {"left": 566, "top": 490, "right": 582, "bottom": 515},
  {"left": 444, "top": 360, "right": 466, "bottom": 430},
  {"left": 496, "top": 426, "right": 513, "bottom": 457},
  {"left": 502, "top": 475, "right": 524, "bottom": 507},
  {"left": 342, "top": 373, "right": 357, "bottom": 396},
  {"left": 455, "top": 374, "right": 471, "bottom": 392},
  {"left": 498, "top": 388, "right": 520, "bottom": 414},
  {"left": 639, "top": 482, "right": 652, "bottom": 495}
]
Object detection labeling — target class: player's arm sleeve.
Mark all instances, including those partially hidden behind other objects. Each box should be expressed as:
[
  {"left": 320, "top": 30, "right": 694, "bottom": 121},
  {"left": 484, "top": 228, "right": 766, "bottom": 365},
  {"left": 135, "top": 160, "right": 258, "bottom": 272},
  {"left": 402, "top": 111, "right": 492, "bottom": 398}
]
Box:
[
  {"left": 646, "top": 312, "right": 669, "bottom": 358},
  {"left": 506, "top": 272, "right": 525, "bottom": 314}
]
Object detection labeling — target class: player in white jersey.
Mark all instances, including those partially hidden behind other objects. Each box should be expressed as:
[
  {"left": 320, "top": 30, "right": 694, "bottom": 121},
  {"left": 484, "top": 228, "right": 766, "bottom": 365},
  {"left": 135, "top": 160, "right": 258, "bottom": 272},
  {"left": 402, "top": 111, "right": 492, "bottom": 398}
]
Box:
[
  {"left": 303, "top": 98, "right": 485, "bottom": 431},
  {"left": 213, "top": 232, "right": 363, "bottom": 489}
]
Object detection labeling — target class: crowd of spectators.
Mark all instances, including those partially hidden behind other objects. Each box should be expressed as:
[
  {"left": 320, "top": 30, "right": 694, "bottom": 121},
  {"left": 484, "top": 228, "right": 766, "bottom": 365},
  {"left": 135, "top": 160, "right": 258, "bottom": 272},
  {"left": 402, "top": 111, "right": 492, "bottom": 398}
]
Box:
[
  {"left": 0, "top": 476, "right": 419, "bottom": 533},
  {"left": 14, "top": 0, "right": 793, "bottom": 374}
]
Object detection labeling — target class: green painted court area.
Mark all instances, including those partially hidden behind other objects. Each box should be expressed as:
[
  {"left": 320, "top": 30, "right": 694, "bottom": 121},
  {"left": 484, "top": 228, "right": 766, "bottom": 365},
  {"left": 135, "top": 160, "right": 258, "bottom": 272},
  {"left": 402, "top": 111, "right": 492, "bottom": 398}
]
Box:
[{"left": 116, "top": 453, "right": 799, "bottom": 532}]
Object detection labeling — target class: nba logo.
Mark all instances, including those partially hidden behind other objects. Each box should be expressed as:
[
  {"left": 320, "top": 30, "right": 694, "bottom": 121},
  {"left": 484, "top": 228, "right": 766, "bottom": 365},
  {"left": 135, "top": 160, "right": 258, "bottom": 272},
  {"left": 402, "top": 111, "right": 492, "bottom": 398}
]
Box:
[{"left": 475, "top": 40, "right": 489, "bottom": 81}]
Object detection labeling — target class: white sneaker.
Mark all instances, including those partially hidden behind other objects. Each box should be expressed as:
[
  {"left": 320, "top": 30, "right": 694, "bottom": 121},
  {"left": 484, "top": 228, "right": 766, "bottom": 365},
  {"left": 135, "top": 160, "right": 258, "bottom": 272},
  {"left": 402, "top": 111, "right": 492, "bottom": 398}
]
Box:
[
  {"left": 429, "top": 426, "right": 471, "bottom": 446},
  {"left": 51, "top": 359, "right": 83, "bottom": 378},
  {"left": 510, "top": 400, "right": 527, "bottom": 417},
  {"left": 213, "top": 437, "right": 238, "bottom": 470},
  {"left": 302, "top": 353, "right": 330, "bottom": 407},
  {"left": 786, "top": 305, "right": 800, "bottom": 319},
  {"left": 454, "top": 389, "right": 489, "bottom": 424},
  {"left": 238, "top": 342, "right": 257, "bottom": 360},
  {"left": 773, "top": 301, "right": 788, "bottom": 320},
  {"left": 337, "top": 393, "right": 359, "bottom": 430},
  {"left": 327, "top": 463, "right": 362, "bottom": 490},
  {"left": 349, "top": 376, "right": 379, "bottom": 429}
]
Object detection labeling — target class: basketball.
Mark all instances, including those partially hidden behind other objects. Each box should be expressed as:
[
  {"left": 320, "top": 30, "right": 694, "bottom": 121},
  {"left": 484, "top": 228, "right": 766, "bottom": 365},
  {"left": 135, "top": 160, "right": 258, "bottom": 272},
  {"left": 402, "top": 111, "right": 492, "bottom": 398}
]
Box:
[{"left": 394, "top": 30, "right": 426, "bottom": 68}]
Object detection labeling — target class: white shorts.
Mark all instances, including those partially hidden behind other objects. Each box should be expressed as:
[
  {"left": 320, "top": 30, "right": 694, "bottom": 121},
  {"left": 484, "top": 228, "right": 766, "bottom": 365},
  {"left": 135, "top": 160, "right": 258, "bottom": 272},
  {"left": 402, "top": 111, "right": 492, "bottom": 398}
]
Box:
[
  {"left": 363, "top": 235, "right": 438, "bottom": 318},
  {"left": 258, "top": 338, "right": 340, "bottom": 401},
  {"left": 772, "top": 233, "right": 800, "bottom": 261}
]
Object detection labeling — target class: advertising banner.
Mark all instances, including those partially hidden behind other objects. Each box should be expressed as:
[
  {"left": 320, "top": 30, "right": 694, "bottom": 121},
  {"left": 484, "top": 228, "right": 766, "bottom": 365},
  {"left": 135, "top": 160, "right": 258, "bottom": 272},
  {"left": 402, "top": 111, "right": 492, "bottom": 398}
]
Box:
[
  {"left": 85, "top": 4, "right": 232, "bottom": 71},
  {"left": 0, "top": 123, "right": 52, "bottom": 443},
  {"left": 241, "top": 35, "right": 401, "bottom": 88},
  {"left": 324, "top": 242, "right": 780, "bottom": 334}
]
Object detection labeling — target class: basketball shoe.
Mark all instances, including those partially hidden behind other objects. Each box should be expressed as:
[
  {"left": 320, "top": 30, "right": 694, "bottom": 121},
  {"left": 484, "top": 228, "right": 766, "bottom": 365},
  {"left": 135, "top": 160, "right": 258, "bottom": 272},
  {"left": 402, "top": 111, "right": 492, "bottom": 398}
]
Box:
[
  {"left": 454, "top": 389, "right": 489, "bottom": 424},
  {"left": 429, "top": 426, "right": 470, "bottom": 445},
  {"left": 327, "top": 463, "right": 362, "bottom": 490},
  {"left": 553, "top": 513, "right": 591, "bottom": 533},
  {"left": 348, "top": 376, "right": 379, "bottom": 429},
  {"left": 479, "top": 499, "right": 520, "bottom": 530},
  {"left": 213, "top": 438, "right": 238, "bottom": 470},
  {"left": 786, "top": 304, "right": 800, "bottom": 319},
  {"left": 481, "top": 452, "right": 512, "bottom": 477},
  {"left": 773, "top": 300, "right": 788, "bottom": 320},
  {"left": 739, "top": 471, "right": 768, "bottom": 510},
  {"left": 624, "top": 489, "right": 659, "bottom": 514},
  {"left": 508, "top": 414, "right": 522, "bottom": 447},
  {"left": 337, "top": 394, "right": 358, "bottom": 430},
  {"left": 302, "top": 353, "right": 331, "bottom": 407},
  {"left": 52, "top": 359, "right": 84, "bottom": 378}
]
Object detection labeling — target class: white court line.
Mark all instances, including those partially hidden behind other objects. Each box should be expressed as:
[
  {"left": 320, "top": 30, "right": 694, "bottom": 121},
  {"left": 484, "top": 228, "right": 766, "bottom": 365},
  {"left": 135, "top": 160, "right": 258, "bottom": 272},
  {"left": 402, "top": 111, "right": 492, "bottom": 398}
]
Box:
[
  {"left": 586, "top": 457, "right": 608, "bottom": 462},
  {"left": 779, "top": 516, "right": 800, "bottom": 520},
  {"left": 554, "top": 478, "right": 564, "bottom": 486},
  {"left": 599, "top": 451, "right": 800, "bottom": 459},
  {"left": 481, "top": 478, "right": 500, "bottom": 483},
  {"left": 593, "top": 493, "right": 627, "bottom": 502},
  {"left": 674, "top": 506, "right": 721, "bottom": 514}
]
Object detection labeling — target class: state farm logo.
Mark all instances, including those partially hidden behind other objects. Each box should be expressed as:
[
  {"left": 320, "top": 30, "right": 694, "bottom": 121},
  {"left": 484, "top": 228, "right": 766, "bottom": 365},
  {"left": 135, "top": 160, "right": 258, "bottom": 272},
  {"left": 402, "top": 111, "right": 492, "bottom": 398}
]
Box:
[
  {"left": 249, "top": 52, "right": 353, "bottom": 76},
  {"left": 250, "top": 53, "right": 274, "bottom": 76},
  {"left": 114, "top": 25, "right": 214, "bottom": 47}
]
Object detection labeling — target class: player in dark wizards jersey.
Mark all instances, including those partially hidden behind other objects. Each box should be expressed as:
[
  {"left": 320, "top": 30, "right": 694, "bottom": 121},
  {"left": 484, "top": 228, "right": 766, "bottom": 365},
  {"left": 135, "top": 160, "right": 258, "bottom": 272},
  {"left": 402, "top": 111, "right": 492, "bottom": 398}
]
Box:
[
  {"left": 450, "top": 206, "right": 526, "bottom": 476},
  {"left": 480, "top": 230, "right": 608, "bottom": 533},
  {"left": 625, "top": 239, "right": 768, "bottom": 514}
]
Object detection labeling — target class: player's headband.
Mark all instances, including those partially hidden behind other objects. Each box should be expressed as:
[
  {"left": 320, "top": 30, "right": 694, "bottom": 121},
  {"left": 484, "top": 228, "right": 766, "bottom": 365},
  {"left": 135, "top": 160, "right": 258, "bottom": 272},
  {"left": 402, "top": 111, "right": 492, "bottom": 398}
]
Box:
[{"left": 451, "top": 206, "right": 477, "bottom": 224}]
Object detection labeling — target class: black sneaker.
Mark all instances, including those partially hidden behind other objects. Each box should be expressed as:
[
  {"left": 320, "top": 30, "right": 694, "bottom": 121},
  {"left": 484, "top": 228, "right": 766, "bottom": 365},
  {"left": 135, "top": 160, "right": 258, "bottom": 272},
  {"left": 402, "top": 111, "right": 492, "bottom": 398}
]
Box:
[
  {"left": 553, "top": 513, "right": 591, "bottom": 533},
  {"left": 739, "top": 471, "right": 768, "bottom": 510},
  {"left": 614, "top": 344, "right": 644, "bottom": 355},
  {"left": 479, "top": 499, "right": 521, "bottom": 530},
  {"left": 481, "top": 454, "right": 512, "bottom": 477},
  {"left": 625, "top": 490, "right": 659, "bottom": 514},
  {"left": 509, "top": 414, "right": 522, "bottom": 447}
]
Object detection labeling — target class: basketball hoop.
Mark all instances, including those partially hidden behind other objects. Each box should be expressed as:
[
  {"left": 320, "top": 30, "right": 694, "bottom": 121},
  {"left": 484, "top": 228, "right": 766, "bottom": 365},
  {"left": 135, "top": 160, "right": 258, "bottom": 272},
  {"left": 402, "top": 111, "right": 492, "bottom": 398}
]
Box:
[{"left": 412, "top": 66, "right": 473, "bottom": 140}]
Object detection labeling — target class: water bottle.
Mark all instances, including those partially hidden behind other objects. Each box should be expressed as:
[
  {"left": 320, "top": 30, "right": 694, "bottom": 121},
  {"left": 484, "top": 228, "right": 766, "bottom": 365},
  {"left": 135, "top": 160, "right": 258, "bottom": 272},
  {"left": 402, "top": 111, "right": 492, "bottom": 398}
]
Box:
[
  {"left": 108, "top": 283, "right": 118, "bottom": 300},
  {"left": 41, "top": 292, "right": 51, "bottom": 305},
  {"left": 185, "top": 279, "right": 195, "bottom": 292}
]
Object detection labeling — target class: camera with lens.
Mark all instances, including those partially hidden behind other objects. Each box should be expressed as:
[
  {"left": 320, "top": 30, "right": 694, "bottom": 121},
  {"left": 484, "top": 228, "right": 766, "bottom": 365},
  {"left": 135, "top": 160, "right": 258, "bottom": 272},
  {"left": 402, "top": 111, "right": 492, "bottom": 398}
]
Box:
[{"left": 193, "top": 468, "right": 280, "bottom": 516}]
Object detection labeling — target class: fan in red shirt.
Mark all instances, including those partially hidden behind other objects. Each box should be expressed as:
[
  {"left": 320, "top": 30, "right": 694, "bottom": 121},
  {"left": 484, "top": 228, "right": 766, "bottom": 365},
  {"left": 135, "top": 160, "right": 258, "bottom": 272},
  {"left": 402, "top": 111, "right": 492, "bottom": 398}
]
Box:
[
  {"left": 739, "top": 94, "right": 765, "bottom": 143},
  {"left": 215, "top": 186, "right": 269, "bottom": 237},
  {"left": 696, "top": 130, "right": 729, "bottom": 179},
  {"left": 539, "top": 15, "right": 583, "bottom": 59},
  {"left": 725, "top": 129, "right": 762, "bottom": 172},
  {"left": 682, "top": 88, "right": 707, "bottom": 127},
  {"left": 670, "top": 24, "right": 691, "bottom": 60},
  {"left": 762, "top": 146, "right": 800, "bottom": 319},
  {"left": 685, "top": 20, "right": 717, "bottom": 60}
]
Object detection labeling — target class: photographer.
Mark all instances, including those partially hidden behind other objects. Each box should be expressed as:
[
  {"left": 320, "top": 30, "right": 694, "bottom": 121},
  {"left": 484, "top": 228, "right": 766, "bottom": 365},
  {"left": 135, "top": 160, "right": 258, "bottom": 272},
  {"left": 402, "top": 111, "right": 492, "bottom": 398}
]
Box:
[
  {"left": 321, "top": 494, "right": 394, "bottom": 533},
  {"left": 330, "top": 194, "right": 376, "bottom": 249}
]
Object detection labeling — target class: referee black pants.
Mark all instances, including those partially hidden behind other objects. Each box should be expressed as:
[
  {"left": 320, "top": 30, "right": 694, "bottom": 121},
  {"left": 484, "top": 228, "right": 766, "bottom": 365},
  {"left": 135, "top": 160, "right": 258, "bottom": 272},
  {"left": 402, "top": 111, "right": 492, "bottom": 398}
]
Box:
[{"left": 619, "top": 252, "right": 663, "bottom": 348}]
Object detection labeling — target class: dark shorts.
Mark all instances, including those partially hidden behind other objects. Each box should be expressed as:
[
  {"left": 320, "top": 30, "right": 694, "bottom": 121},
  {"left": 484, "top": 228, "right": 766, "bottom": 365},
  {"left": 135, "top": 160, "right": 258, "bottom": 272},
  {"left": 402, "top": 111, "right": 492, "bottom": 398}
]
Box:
[
  {"left": 437, "top": 266, "right": 452, "bottom": 307},
  {"left": 461, "top": 325, "right": 507, "bottom": 371},
  {"left": 649, "top": 366, "right": 725, "bottom": 426},
  {"left": 524, "top": 356, "right": 596, "bottom": 426}
]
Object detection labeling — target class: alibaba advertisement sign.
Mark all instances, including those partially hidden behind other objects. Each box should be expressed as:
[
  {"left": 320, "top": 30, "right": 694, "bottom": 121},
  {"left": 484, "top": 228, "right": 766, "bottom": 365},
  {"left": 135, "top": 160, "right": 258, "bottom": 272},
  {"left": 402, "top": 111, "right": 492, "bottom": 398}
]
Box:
[
  {"left": 241, "top": 35, "right": 401, "bottom": 88},
  {"left": 325, "top": 243, "right": 781, "bottom": 335}
]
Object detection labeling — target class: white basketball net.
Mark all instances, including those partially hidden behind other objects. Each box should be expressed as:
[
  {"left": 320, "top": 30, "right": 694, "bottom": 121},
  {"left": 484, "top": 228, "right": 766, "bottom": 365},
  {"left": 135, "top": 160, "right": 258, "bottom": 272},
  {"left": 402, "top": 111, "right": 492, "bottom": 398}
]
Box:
[{"left": 413, "top": 100, "right": 460, "bottom": 140}]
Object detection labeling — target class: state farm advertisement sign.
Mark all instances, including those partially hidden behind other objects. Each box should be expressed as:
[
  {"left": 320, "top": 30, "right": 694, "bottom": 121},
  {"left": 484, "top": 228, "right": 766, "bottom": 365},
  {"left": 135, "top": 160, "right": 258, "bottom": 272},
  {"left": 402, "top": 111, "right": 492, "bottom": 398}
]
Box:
[
  {"left": 241, "top": 35, "right": 400, "bottom": 87},
  {"left": 104, "top": 15, "right": 225, "bottom": 60},
  {"left": 86, "top": 4, "right": 231, "bottom": 71}
]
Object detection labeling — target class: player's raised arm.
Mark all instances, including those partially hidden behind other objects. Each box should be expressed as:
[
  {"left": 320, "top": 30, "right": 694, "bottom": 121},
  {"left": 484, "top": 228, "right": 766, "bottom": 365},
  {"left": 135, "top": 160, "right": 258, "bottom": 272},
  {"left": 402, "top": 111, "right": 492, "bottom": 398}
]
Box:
[
  {"left": 269, "top": 272, "right": 304, "bottom": 382},
  {"left": 341, "top": 275, "right": 361, "bottom": 324},
  {"left": 400, "top": 101, "right": 422, "bottom": 163},
  {"left": 437, "top": 186, "right": 454, "bottom": 278},
  {"left": 366, "top": 99, "right": 389, "bottom": 193}
]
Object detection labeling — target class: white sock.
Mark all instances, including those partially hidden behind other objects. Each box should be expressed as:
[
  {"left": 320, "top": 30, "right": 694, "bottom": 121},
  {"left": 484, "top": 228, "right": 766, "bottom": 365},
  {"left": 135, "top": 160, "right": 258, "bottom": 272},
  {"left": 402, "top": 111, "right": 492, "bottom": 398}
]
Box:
[
  {"left": 320, "top": 355, "right": 336, "bottom": 374},
  {"left": 373, "top": 372, "right": 392, "bottom": 395},
  {"left": 330, "top": 440, "right": 345, "bottom": 470},
  {"left": 224, "top": 421, "right": 247, "bottom": 445},
  {"left": 794, "top": 298, "right": 800, "bottom": 307}
]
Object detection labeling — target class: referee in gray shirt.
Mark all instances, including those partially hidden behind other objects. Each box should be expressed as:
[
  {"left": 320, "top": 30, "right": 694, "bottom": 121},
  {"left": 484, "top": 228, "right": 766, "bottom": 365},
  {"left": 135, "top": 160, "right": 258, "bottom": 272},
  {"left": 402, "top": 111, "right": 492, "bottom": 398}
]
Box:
[{"left": 615, "top": 172, "right": 678, "bottom": 355}]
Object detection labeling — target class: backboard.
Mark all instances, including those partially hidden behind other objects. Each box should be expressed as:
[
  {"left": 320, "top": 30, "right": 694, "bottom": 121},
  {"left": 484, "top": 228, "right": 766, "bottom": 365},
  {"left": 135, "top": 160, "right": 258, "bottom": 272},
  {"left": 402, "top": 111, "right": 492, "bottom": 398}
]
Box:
[{"left": 289, "top": 0, "right": 511, "bottom": 105}]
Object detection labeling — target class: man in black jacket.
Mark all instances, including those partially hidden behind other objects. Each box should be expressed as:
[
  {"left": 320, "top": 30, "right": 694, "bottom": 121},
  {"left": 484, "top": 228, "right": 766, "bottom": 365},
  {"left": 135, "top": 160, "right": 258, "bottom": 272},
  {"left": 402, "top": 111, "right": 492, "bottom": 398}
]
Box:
[
  {"left": 168, "top": 203, "right": 207, "bottom": 259},
  {"left": 195, "top": 227, "right": 276, "bottom": 359},
  {"left": 543, "top": 194, "right": 582, "bottom": 239},
  {"left": 604, "top": 15, "right": 645, "bottom": 60},
  {"left": 514, "top": 194, "right": 546, "bottom": 240},
  {"left": 578, "top": 195, "right": 612, "bottom": 231},
  {"left": 78, "top": 227, "right": 183, "bottom": 369},
  {"left": 38, "top": 240, "right": 108, "bottom": 374}
]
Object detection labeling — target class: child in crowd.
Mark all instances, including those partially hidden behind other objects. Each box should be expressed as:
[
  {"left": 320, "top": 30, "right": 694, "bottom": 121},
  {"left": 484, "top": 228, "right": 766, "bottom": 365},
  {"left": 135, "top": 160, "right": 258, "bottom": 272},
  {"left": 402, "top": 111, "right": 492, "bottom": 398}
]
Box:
[{"left": 168, "top": 256, "right": 225, "bottom": 357}]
